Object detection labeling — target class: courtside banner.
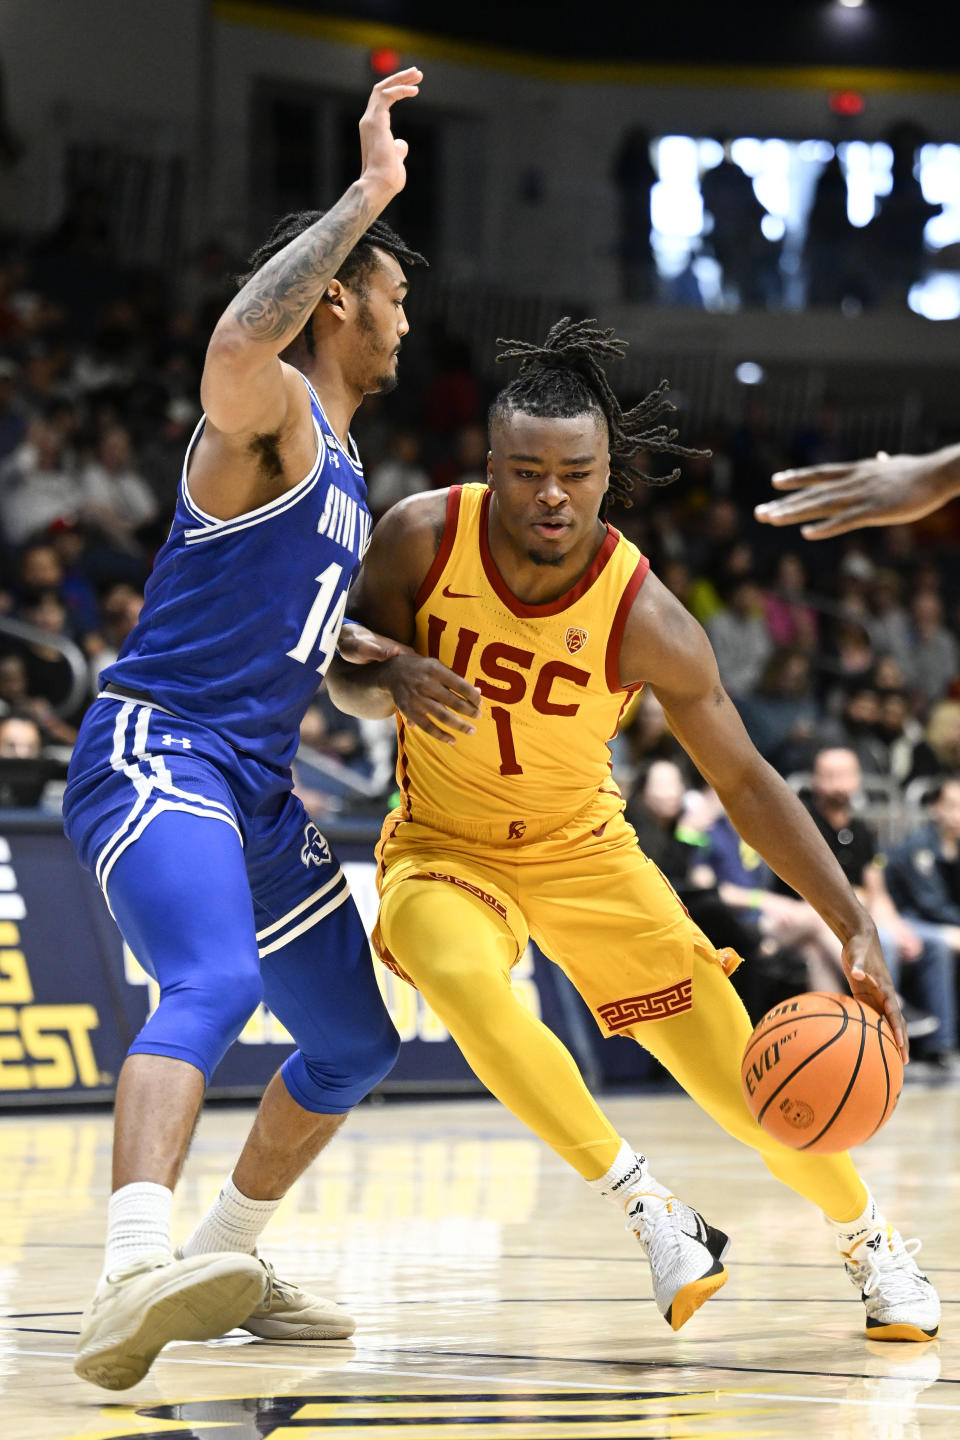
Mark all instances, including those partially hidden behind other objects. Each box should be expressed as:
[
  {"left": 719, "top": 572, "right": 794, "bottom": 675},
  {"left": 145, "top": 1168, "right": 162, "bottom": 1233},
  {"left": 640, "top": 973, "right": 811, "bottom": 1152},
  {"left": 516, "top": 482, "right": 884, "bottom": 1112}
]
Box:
[{"left": 0, "top": 824, "right": 617, "bottom": 1104}]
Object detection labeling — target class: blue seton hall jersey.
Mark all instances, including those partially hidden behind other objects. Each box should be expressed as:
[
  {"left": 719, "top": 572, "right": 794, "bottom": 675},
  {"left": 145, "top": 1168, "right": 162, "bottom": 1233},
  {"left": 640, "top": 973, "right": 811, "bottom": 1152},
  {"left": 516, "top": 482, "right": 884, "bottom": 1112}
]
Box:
[{"left": 101, "top": 374, "right": 370, "bottom": 770}]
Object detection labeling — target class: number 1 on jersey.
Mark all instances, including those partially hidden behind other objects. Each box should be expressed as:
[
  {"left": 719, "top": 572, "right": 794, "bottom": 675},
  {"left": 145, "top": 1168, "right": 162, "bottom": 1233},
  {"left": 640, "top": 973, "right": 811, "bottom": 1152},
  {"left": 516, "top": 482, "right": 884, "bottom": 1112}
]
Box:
[
  {"left": 491, "top": 705, "right": 523, "bottom": 775},
  {"left": 287, "top": 561, "right": 347, "bottom": 673}
]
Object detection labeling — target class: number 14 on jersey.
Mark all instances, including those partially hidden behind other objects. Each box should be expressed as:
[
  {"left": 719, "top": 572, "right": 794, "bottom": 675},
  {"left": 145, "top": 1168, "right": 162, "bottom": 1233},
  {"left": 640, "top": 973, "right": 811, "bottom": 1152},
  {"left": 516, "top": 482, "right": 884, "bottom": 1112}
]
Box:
[{"left": 287, "top": 561, "right": 348, "bottom": 674}]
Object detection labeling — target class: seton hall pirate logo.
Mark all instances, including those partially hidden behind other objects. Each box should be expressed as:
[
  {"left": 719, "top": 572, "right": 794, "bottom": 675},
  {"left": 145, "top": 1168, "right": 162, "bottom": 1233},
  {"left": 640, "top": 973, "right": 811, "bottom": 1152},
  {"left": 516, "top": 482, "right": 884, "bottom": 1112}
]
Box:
[{"left": 564, "top": 626, "right": 588, "bottom": 654}]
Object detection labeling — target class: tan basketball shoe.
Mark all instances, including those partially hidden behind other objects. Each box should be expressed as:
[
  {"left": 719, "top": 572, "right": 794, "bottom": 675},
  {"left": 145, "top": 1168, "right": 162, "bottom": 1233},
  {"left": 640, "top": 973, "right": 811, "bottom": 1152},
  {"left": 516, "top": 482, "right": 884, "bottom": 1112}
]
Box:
[
  {"left": 75, "top": 1250, "right": 268, "bottom": 1390},
  {"left": 173, "top": 1247, "right": 356, "bottom": 1340},
  {"left": 242, "top": 1256, "right": 356, "bottom": 1340}
]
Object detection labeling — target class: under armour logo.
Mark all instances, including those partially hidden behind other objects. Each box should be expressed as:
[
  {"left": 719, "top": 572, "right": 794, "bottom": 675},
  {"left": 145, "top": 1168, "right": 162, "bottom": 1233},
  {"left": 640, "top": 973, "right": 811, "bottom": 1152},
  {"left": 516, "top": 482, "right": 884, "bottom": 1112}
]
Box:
[
  {"left": 300, "top": 822, "right": 331, "bottom": 869},
  {"left": 162, "top": 734, "right": 192, "bottom": 749}
]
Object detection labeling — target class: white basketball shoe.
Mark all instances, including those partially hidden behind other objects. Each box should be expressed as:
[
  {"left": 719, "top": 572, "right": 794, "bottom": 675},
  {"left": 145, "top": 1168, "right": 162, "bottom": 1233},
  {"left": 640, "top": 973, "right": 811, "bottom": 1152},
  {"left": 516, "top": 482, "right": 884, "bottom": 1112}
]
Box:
[
  {"left": 74, "top": 1250, "right": 268, "bottom": 1390},
  {"left": 838, "top": 1224, "right": 941, "bottom": 1342},
  {"left": 624, "top": 1192, "right": 730, "bottom": 1330}
]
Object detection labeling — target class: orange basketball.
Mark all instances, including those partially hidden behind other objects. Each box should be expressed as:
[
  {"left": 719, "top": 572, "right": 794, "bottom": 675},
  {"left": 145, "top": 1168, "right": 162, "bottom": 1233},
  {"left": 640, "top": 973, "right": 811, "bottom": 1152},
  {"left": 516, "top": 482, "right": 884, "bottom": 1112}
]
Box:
[{"left": 740, "top": 992, "right": 903, "bottom": 1153}]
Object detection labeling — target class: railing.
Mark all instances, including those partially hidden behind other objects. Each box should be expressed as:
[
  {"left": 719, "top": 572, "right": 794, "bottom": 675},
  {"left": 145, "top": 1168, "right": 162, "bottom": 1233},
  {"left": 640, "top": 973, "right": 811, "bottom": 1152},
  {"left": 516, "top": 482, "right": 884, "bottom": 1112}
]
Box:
[{"left": 0, "top": 617, "right": 89, "bottom": 719}]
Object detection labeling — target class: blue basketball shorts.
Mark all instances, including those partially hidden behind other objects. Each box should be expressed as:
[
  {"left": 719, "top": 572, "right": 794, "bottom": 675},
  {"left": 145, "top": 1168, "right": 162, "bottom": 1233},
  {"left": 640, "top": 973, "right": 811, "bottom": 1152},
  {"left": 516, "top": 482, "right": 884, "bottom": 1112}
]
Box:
[{"left": 63, "top": 696, "right": 399, "bottom": 1109}]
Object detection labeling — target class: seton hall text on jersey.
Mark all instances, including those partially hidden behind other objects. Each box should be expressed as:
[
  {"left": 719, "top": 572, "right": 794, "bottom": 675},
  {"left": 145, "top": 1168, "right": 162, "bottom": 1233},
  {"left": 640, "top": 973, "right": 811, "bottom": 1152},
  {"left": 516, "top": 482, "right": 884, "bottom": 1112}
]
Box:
[{"left": 317, "top": 480, "right": 371, "bottom": 560}]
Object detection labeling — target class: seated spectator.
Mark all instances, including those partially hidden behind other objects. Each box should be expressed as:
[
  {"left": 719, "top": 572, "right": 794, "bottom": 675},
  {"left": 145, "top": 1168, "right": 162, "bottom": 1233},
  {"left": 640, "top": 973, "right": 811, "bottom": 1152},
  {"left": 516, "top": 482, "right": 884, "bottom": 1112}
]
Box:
[
  {"left": 0, "top": 417, "right": 80, "bottom": 545},
  {"left": 17, "top": 587, "right": 87, "bottom": 718},
  {"left": 80, "top": 423, "right": 159, "bottom": 553},
  {"left": 0, "top": 650, "right": 76, "bottom": 745},
  {"left": 886, "top": 776, "right": 960, "bottom": 1070},
  {"left": 903, "top": 591, "right": 959, "bottom": 705},
  {"left": 872, "top": 652, "right": 908, "bottom": 695},
  {"left": 0, "top": 711, "right": 42, "bottom": 758},
  {"left": 620, "top": 689, "right": 683, "bottom": 779},
  {"left": 706, "top": 574, "right": 772, "bottom": 697},
  {"left": 84, "top": 582, "right": 143, "bottom": 694},
  {"left": 835, "top": 681, "right": 890, "bottom": 776},
  {"left": 625, "top": 760, "right": 753, "bottom": 948},
  {"left": 737, "top": 647, "right": 821, "bottom": 772},
  {"left": 804, "top": 746, "right": 952, "bottom": 1055},
  {"left": 366, "top": 429, "right": 430, "bottom": 518},
  {"left": 138, "top": 396, "right": 202, "bottom": 509},
  {"left": 877, "top": 687, "right": 925, "bottom": 786},
  {"left": 763, "top": 552, "right": 818, "bottom": 652},
  {"left": 828, "top": 615, "right": 875, "bottom": 690},
  {"left": 704, "top": 804, "right": 847, "bottom": 995},
  {"left": 660, "top": 556, "right": 721, "bottom": 627},
  {"left": 430, "top": 421, "right": 487, "bottom": 491},
  {"left": 887, "top": 776, "right": 960, "bottom": 932},
  {"left": 45, "top": 518, "right": 102, "bottom": 631},
  {"left": 625, "top": 761, "right": 804, "bottom": 1014},
  {"left": 867, "top": 569, "right": 912, "bottom": 676},
  {"left": 15, "top": 539, "right": 64, "bottom": 599},
  {"left": 909, "top": 699, "right": 960, "bottom": 783},
  {"left": 0, "top": 711, "right": 57, "bottom": 807},
  {"left": 0, "top": 355, "right": 27, "bottom": 464},
  {"left": 294, "top": 688, "right": 396, "bottom": 816}
]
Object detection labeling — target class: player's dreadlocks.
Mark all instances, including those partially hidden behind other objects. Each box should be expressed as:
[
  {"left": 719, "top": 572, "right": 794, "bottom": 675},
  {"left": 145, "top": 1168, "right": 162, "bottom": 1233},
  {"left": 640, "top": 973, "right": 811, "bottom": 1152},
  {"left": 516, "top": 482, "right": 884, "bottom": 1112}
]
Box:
[
  {"left": 491, "top": 316, "right": 707, "bottom": 507},
  {"left": 236, "top": 211, "right": 428, "bottom": 355}
]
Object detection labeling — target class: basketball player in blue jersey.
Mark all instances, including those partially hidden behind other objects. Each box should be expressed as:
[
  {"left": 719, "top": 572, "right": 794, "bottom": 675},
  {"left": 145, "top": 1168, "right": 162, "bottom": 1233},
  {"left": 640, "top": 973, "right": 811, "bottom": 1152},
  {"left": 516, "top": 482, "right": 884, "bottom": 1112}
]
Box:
[{"left": 63, "top": 66, "right": 479, "bottom": 1391}]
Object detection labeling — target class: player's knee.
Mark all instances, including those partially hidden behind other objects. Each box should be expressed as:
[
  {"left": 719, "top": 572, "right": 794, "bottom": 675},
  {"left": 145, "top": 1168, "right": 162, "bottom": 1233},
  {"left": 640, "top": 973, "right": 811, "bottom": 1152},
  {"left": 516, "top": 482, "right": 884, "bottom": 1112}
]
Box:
[
  {"left": 282, "top": 1020, "right": 400, "bottom": 1113},
  {"left": 217, "top": 962, "right": 265, "bottom": 1035},
  {"left": 406, "top": 946, "right": 505, "bottom": 1006},
  {"left": 159, "top": 957, "right": 263, "bottom": 1050}
]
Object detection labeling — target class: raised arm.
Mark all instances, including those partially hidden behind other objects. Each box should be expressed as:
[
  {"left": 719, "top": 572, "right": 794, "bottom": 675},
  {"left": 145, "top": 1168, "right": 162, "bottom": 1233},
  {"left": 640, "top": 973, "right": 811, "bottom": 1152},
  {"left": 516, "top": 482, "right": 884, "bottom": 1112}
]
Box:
[
  {"left": 618, "top": 572, "right": 907, "bottom": 1057},
  {"left": 191, "top": 68, "right": 422, "bottom": 518},
  {"left": 327, "top": 492, "right": 482, "bottom": 743},
  {"left": 754, "top": 444, "right": 960, "bottom": 539}
]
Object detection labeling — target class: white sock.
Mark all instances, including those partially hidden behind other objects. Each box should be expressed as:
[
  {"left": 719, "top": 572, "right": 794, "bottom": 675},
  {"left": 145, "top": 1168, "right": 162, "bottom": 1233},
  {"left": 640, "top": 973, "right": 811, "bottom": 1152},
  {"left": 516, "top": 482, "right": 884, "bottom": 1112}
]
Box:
[
  {"left": 180, "top": 1175, "right": 281, "bottom": 1258},
  {"left": 586, "top": 1139, "right": 672, "bottom": 1206},
  {"left": 826, "top": 1190, "right": 883, "bottom": 1246},
  {"left": 102, "top": 1182, "right": 172, "bottom": 1281}
]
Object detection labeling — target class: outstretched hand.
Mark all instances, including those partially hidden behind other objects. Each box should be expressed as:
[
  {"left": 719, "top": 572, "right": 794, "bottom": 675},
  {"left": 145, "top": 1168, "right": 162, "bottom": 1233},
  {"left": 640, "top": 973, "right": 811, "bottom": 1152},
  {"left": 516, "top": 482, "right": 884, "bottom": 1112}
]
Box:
[
  {"left": 359, "top": 67, "right": 423, "bottom": 198},
  {"left": 754, "top": 451, "right": 951, "bottom": 539},
  {"left": 842, "top": 929, "right": 908, "bottom": 1064}
]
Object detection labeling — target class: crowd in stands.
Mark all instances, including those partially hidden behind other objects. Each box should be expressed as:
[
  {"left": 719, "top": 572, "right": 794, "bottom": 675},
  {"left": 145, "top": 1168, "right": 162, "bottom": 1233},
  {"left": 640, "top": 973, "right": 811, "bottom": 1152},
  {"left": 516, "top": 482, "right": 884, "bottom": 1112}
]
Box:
[{"left": 4, "top": 198, "right": 960, "bottom": 1068}]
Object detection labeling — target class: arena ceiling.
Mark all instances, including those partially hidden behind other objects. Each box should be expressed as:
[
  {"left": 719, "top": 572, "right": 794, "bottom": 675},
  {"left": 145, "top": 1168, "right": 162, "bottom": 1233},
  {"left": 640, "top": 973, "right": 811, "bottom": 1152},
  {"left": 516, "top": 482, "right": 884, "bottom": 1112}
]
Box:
[{"left": 256, "top": 1, "right": 956, "bottom": 72}]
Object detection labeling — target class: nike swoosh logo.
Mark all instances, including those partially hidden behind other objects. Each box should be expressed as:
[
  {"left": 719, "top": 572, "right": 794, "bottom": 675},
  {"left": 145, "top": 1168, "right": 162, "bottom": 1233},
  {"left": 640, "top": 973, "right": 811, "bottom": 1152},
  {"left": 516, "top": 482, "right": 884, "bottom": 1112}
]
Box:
[{"left": 442, "top": 585, "right": 479, "bottom": 600}]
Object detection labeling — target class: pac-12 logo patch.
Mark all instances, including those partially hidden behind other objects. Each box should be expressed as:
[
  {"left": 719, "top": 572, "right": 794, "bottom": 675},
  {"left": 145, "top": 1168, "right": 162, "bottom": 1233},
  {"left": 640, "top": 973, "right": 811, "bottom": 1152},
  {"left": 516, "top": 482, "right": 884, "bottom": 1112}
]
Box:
[
  {"left": 300, "top": 822, "right": 331, "bottom": 868},
  {"left": 565, "top": 626, "right": 588, "bottom": 654}
]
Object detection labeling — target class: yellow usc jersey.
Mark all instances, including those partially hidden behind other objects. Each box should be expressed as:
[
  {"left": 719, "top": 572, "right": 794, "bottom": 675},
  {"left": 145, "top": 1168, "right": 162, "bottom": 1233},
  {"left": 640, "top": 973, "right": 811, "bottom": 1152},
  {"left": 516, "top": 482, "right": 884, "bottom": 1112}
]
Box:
[{"left": 394, "top": 483, "right": 650, "bottom": 846}]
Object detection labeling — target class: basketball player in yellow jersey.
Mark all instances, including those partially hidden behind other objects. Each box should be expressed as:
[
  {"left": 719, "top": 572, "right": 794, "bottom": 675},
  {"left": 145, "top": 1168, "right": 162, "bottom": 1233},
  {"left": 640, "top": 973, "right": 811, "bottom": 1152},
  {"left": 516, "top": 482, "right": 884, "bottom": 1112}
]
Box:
[{"left": 328, "top": 318, "right": 940, "bottom": 1342}]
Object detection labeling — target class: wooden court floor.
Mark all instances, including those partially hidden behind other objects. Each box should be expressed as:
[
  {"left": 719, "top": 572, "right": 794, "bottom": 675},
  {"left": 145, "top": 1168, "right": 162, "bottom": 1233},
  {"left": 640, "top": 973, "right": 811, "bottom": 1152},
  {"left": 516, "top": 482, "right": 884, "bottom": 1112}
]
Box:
[{"left": 2, "top": 1082, "right": 958, "bottom": 1440}]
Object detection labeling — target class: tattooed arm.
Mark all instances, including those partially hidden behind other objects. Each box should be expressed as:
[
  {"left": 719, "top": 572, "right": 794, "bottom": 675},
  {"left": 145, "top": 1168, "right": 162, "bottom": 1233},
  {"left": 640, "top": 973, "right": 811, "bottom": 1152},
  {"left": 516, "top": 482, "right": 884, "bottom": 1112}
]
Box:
[{"left": 189, "top": 68, "right": 421, "bottom": 519}]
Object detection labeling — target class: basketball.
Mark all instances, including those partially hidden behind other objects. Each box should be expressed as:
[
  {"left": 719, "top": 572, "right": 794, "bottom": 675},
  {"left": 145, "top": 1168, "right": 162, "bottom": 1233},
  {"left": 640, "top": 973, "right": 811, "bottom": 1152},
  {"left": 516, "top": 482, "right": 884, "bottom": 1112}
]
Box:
[{"left": 740, "top": 992, "right": 903, "bottom": 1153}]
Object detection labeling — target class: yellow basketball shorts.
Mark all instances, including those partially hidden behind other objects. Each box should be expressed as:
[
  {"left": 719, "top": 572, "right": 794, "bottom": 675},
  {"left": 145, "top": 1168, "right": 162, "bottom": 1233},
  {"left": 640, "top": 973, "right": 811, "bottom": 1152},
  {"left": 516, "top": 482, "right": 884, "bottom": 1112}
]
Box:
[{"left": 374, "top": 799, "right": 741, "bottom": 1036}]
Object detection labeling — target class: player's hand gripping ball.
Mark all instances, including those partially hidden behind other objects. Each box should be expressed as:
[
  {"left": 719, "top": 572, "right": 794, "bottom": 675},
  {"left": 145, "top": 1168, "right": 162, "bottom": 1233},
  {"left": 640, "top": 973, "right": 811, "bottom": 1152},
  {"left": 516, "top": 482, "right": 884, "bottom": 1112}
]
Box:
[{"left": 740, "top": 992, "right": 902, "bottom": 1153}]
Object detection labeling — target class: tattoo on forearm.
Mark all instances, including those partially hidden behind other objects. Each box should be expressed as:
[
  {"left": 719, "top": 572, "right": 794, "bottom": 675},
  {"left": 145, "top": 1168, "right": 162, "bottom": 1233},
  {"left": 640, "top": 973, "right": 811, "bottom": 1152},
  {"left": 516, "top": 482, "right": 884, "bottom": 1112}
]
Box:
[
  {"left": 713, "top": 684, "right": 726, "bottom": 708},
  {"left": 229, "top": 186, "right": 372, "bottom": 344}
]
